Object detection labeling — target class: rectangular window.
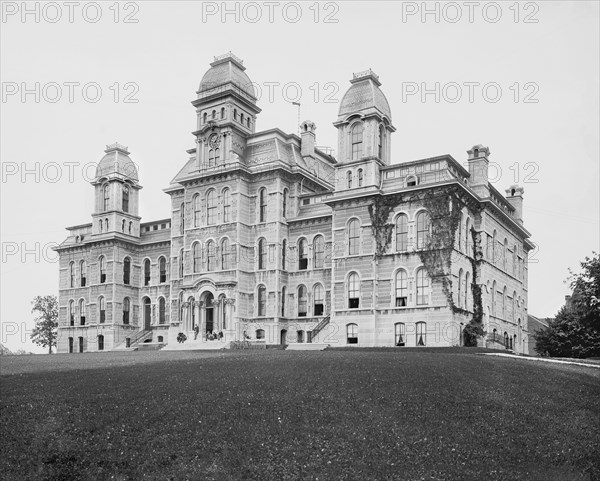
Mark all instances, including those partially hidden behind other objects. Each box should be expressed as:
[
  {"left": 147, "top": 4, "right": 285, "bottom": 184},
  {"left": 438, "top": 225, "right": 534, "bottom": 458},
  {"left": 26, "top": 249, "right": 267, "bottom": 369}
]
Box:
[
  {"left": 395, "top": 323, "right": 405, "bottom": 346},
  {"left": 314, "top": 303, "right": 324, "bottom": 316}
]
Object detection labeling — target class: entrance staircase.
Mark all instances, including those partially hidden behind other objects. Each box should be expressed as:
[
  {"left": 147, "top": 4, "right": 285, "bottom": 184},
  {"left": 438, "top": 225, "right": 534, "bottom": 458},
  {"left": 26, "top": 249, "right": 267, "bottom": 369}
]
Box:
[
  {"left": 286, "top": 316, "right": 331, "bottom": 351},
  {"left": 112, "top": 329, "right": 153, "bottom": 351}
]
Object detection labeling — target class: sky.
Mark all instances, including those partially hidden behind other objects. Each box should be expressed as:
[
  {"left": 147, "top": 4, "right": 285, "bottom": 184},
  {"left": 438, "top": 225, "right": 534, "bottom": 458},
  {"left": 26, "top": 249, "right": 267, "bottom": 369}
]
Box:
[{"left": 1, "top": 1, "right": 598, "bottom": 353}]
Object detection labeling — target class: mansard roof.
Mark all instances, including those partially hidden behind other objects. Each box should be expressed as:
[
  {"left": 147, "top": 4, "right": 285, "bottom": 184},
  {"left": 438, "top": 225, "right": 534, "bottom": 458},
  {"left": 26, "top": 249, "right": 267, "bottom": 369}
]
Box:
[
  {"left": 95, "top": 143, "right": 139, "bottom": 182},
  {"left": 338, "top": 70, "right": 392, "bottom": 121}
]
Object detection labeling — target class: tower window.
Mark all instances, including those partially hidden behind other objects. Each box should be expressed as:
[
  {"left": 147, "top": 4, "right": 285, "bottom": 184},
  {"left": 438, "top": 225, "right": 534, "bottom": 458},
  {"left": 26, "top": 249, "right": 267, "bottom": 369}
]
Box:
[
  {"left": 80, "top": 260, "right": 86, "bottom": 287},
  {"left": 158, "top": 256, "right": 166, "bottom": 283},
  {"left": 99, "top": 256, "right": 106, "bottom": 283},
  {"left": 357, "top": 168, "right": 363, "bottom": 187},
  {"left": 258, "top": 188, "right": 267, "bottom": 223},
  {"left": 193, "top": 194, "right": 201, "bottom": 227},
  {"left": 220, "top": 107, "right": 225, "bottom": 119},
  {"left": 257, "top": 285, "right": 266, "bottom": 317},
  {"left": 395, "top": 270, "right": 408, "bottom": 307},
  {"left": 416, "top": 212, "right": 430, "bottom": 249},
  {"left": 313, "top": 284, "right": 324, "bottom": 316},
  {"left": 378, "top": 124, "right": 385, "bottom": 160},
  {"left": 313, "top": 235, "right": 324, "bottom": 269},
  {"left": 144, "top": 259, "right": 151, "bottom": 286},
  {"left": 206, "top": 190, "right": 217, "bottom": 225},
  {"left": 222, "top": 188, "right": 231, "bottom": 222},
  {"left": 99, "top": 296, "right": 105, "bottom": 323},
  {"left": 395, "top": 214, "right": 408, "bottom": 251},
  {"left": 123, "top": 258, "right": 131, "bottom": 285},
  {"left": 258, "top": 238, "right": 267, "bottom": 270},
  {"left": 221, "top": 238, "right": 231, "bottom": 270},
  {"left": 346, "top": 170, "right": 352, "bottom": 189},
  {"left": 122, "top": 185, "right": 129, "bottom": 213},
  {"left": 348, "top": 219, "right": 360, "bottom": 255},
  {"left": 351, "top": 123, "right": 363, "bottom": 160},
  {"left": 206, "top": 241, "right": 216, "bottom": 271},
  {"left": 103, "top": 184, "right": 110, "bottom": 212},
  {"left": 123, "top": 297, "right": 130, "bottom": 324}
]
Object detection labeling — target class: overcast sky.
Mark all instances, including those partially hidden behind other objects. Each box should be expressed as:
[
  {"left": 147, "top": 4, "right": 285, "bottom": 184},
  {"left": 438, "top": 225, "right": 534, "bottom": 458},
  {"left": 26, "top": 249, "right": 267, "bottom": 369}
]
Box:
[{"left": 1, "top": 1, "right": 598, "bottom": 353}]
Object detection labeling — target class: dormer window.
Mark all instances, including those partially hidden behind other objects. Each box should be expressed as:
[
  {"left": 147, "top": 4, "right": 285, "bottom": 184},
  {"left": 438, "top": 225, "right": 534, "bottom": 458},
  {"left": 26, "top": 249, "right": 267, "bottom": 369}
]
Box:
[{"left": 351, "top": 123, "right": 363, "bottom": 160}]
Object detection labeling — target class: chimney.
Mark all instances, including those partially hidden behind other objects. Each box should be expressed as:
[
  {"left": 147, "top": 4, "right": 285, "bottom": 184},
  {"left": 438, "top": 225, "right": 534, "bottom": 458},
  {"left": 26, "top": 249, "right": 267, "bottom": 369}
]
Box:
[
  {"left": 505, "top": 185, "right": 524, "bottom": 223},
  {"left": 300, "top": 120, "right": 316, "bottom": 157},
  {"left": 467, "top": 144, "right": 491, "bottom": 198}
]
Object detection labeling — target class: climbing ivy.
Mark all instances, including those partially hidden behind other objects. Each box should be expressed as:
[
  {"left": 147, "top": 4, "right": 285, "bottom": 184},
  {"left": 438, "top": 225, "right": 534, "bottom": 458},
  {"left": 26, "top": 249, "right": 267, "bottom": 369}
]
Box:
[{"left": 368, "top": 186, "right": 485, "bottom": 346}]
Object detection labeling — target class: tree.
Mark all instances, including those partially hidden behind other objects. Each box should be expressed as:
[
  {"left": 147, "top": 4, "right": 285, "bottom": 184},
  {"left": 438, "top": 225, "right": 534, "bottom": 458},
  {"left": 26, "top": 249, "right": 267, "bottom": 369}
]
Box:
[
  {"left": 568, "top": 252, "right": 600, "bottom": 331},
  {"left": 30, "top": 295, "right": 58, "bottom": 354},
  {"left": 535, "top": 253, "right": 600, "bottom": 358}
]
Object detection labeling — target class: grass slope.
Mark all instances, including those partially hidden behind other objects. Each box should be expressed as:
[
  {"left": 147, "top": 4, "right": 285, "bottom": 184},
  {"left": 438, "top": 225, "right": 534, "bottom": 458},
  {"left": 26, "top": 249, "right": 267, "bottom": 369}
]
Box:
[{"left": 1, "top": 349, "right": 599, "bottom": 480}]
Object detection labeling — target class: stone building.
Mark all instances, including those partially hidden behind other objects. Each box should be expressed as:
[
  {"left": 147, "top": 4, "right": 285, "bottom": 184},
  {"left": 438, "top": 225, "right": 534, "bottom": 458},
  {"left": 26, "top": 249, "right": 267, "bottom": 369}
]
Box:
[{"left": 55, "top": 52, "right": 534, "bottom": 353}]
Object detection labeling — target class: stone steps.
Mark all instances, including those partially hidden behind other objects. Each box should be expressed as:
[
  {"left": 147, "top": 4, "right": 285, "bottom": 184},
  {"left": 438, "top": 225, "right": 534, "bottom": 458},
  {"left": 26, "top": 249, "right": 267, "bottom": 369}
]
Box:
[
  {"left": 161, "top": 339, "right": 228, "bottom": 351},
  {"left": 285, "top": 343, "right": 329, "bottom": 351}
]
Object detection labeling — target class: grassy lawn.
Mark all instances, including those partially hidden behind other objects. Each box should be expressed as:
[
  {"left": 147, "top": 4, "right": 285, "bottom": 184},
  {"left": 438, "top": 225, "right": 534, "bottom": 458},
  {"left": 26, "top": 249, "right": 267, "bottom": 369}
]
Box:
[{"left": 1, "top": 349, "right": 599, "bottom": 480}]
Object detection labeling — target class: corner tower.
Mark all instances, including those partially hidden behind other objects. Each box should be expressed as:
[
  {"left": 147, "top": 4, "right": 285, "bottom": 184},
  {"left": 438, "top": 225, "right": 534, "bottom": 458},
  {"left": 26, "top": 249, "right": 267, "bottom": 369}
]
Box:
[
  {"left": 191, "top": 52, "right": 261, "bottom": 170},
  {"left": 333, "top": 70, "right": 395, "bottom": 191},
  {"left": 91, "top": 143, "right": 141, "bottom": 237}
]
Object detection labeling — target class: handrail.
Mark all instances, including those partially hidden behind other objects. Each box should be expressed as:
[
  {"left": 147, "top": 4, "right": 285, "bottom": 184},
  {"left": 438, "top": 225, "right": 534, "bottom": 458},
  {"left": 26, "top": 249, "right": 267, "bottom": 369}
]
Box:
[{"left": 311, "top": 316, "right": 331, "bottom": 339}]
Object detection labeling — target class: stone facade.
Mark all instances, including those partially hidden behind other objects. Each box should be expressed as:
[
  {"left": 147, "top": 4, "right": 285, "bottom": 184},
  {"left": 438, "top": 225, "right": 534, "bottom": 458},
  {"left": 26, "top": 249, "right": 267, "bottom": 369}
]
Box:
[{"left": 55, "top": 53, "right": 534, "bottom": 353}]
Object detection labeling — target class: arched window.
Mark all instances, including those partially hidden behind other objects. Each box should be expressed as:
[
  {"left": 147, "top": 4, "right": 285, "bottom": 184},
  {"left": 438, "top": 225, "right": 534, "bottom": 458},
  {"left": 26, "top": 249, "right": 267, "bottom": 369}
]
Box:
[
  {"left": 298, "top": 238, "right": 308, "bottom": 270},
  {"left": 193, "top": 243, "right": 201, "bottom": 273},
  {"left": 282, "top": 239, "right": 287, "bottom": 270},
  {"left": 395, "top": 323, "right": 405, "bottom": 346},
  {"left": 233, "top": 108, "right": 237, "bottom": 120},
  {"left": 69, "top": 261, "right": 75, "bottom": 288},
  {"left": 68, "top": 300, "right": 75, "bottom": 326},
  {"left": 350, "top": 123, "right": 363, "bottom": 160},
  {"left": 465, "top": 217, "right": 471, "bottom": 254},
  {"left": 206, "top": 190, "right": 216, "bottom": 225},
  {"left": 258, "top": 238, "right": 266, "bottom": 270},
  {"left": 346, "top": 323, "right": 358, "bottom": 344},
  {"left": 458, "top": 269, "right": 463, "bottom": 307},
  {"left": 416, "top": 212, "right": 430, "bottom": 249},
  {"left": 222, "top": 188, "right": 231, "bottom": 223},
  {"left": 357, "top": 168, "right": 363, "bottom": 187},
  {"left": 457, "top": 213, "right": 463, "bottom": 252},
  {"left": 240, "top": 113, "right": 244, "bottom": 124},
  {"left": 281, "top": 287, "right": 287, "bottom": 317},
  {"left": 123, "top": 258, "right": 130, "bottom": 285},
  {"left": 99, "top": 256, "right": 106, "bottom": 283},
  {"left": 98, "top": 335, "right": 104, "bottom": 351},
  {"left": 502, "top": 286, "right": 507, "bottom": 318},
  {"left": 221, "top": 238, "right": 231, "bottom": 270},
  {"left": 98, "top": 296, "right": 105, "bottom": 323},
  {"left": 128, "top": 221, "right": 132, "bottom": 235},
  {"left": 492, "top": 230, "right": 498, "bottom": 263},
  {"left": 104, "top": 218, "right": 109, "bottom": 231},
  {"left": 193, "top": 194, "right": 201, "bottom": 227},
  {"left": 247, "top": 117, "right": 250, "bottom": 128},
  {"left": 179, "top": 203, "right": 185, "bottom": 234},
  {"left": 79, "top": 299, "right": 86, "bottom": 325},
  {"left": 348, "top": 272, "right": 360, "bottom": 308},
  {"left": 378, "top": 124, "right": 385, "bottom": 160},
  {"left": 257, "top": 285, "right": 267, "bottom": 317},
  {"left": 504, "top": 331, "right": 509, "bottom": 348},
  {"left": 79, "top": 260, "right": 86, "bottom": 287},
  {"left": 395, "top": 214, "right": 408, "bottom": 251},
  {"left": 123, "top": 297, "right": 130, "bottom": 324},
  {"left": 179, "top": 249, "right": 184, "bottom": 278},
  {"left": 258, "top": 188, "right": 267, "bottom": 223},
  {"left": 346, "top": 170, "right": 352, "bottom": 189},
  {"left": 103, "top": 184, "right": 110, "bottom": 211},
  {"left": 313, "top": 284, "right": 324, "bottom": 316},
  {"left": 513, "top": 245, "right": 517, "bottom": 276},
  {"left": 491, "top": 281, "right": 497, "bottom": 316},
  {"left": 416, "top": 269, "right": 430, "bottom": 306},
  {"left": 512, "top": 291, "right": 517, "bottom": 322},
  {"left": 212, "top": 109, "right": 216, "bottom": 119},
  {"left": 220, "top": 107, "right": 225, "bottom": 119},
  {"left": 122, "top": 185, "right": 129, "bottom": 213},
  {"left": 144, "top": 259, "right": 151, "bottom": 286},
  {"left": 158, "top": 297, "right": 166, "bottom": 324},
  {"left": 282, "top": 188, "right": 288, "bottom": 218},
  {"left": 395, "top": 270, "right": 408, "bottom": 307},
  {"left": 206, "top": 241, "right": 215, "bottom": 271},
  {"left": 416, "top": 322, "right": 426, "bottom": 346},
  {"left": 188, "top": 297, "right": 196, "bottom": 329},
  {"left": 313, "top": 235, "right": 324, "bottom": 269},
  {"left": 159, "top": 256, "right": 166, "bottom": 283},
  {"left": 298, "top": 285, "right": 307, "bottom": 317},
  {"left": 464, "top": 272, "right": 470, "bottom": 309},
  {"left": 203, "top": 112, "right": 207, "bottom": 123},
  {"left": 256, "top": 329, "right": 265, "bottom": 339},
  {"left": 348, "top": 219, "right": 360, "bottom": 255},
  {"left": 122, "top": 219, "right": 126, "bottom": 232},
  {"left": 503, "top": 238, "right": 508, "bottom": 270},
  {"left": 99, "top": 219, "right": 103, "bottom": 233}
]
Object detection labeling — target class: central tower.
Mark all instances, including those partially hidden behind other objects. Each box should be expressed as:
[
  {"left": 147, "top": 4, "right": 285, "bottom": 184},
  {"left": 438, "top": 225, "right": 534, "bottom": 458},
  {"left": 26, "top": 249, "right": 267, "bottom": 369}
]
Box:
[{"left": 191, "top": 52, "right": 261, "bottom": 170}]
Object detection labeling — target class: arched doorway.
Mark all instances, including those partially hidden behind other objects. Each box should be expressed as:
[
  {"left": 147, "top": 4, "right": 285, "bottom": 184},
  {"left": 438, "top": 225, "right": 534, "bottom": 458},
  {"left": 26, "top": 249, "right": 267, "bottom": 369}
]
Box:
[
  {"left": 280, "top": 329, "right": 287, "bottom": 345},
  {"left": 143, "top": 297, "right": 151, "bottom": 330},
  {"left": 201, "top": 291, "right": 215, "bottom": 334}
]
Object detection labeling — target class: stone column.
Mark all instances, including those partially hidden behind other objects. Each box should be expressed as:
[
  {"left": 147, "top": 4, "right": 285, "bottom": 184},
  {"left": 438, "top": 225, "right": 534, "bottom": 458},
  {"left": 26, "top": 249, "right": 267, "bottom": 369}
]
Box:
[{"left": 194, "top": 301, "right": 200, "bottom": 332}]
